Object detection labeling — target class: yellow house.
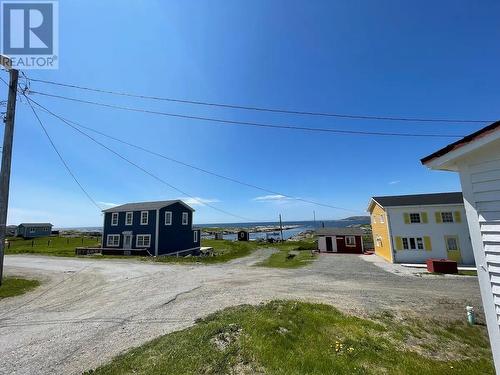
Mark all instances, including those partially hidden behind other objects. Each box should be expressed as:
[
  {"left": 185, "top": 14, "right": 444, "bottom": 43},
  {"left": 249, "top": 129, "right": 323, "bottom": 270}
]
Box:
[{"left": 367, "top": 192, "right": 474, "bottom": 264}]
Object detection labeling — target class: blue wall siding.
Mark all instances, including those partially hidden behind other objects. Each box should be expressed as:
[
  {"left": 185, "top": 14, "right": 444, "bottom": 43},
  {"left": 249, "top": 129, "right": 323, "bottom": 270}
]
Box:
[
  {"left": 158, "top": 203, "right": 199, "bottom": 255},
  {"left": 103, "top": 210, "right": 156, "bottom": 251},
  {"left": 17, "top": 225, "right": 52, "bottom": 238},
  {"left": 102, "top": 203, "right": 201, "bottom": 255}
]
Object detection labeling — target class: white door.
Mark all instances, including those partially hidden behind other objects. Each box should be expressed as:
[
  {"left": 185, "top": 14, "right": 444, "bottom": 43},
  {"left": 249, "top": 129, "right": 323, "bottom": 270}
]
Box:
[{"left": 123, "top": 234, "right": 132, "bottom": 249}]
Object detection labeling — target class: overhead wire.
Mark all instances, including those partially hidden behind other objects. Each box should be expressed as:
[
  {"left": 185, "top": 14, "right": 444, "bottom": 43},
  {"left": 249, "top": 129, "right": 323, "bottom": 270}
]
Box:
[
  {"left": 27, "top": 90, "right": 466, "bottom": 139},
  {"left": 26, "top": 77, "right": 492, "bottom": 124}
]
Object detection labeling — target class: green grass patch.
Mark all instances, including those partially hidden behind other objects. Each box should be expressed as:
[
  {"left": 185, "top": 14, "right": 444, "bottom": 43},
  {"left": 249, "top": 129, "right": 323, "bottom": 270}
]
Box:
[
  {"left": 258, "top": 240, "right": 317, "bottom": 268},
  {"left": 148, "top": 240, "right": 262, "bottom": 264},
  {"left": 84, "top": 301, "right": 494, "bottom": 375},
  {"left": 6, "top": 236, "right": 100, "bottom": 257},
  {"left": 0, "top": 277, "right": 39, "bottom": 299}
]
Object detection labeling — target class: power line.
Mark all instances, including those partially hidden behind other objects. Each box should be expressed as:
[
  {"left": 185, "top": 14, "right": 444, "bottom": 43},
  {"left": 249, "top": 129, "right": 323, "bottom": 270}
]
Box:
[
  {"left": 27, "top": 77, "right": 493, "bottom": 124},
  {"left": 24, "top": 96, "right": 103, "bottom": 211},
  {"left": 28, "top": 90, "right": 466, "bottom": 138},
  {"left": 24, "top": 95, "right": 256, "bottom": 222},
  {"left": 27, "top": 104, "right": 361, "bottom": 213}
]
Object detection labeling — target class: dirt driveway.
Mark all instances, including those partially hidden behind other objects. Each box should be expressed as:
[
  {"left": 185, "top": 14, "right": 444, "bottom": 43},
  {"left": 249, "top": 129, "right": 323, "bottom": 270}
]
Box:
[{"left": 0, "top": 251, "right": 482, "bottom": 375}]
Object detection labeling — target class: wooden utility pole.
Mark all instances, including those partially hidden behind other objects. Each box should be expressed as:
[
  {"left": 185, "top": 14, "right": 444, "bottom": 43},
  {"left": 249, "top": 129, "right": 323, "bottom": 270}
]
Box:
[
  {"left": 0, "top": 56, "right": 18, "bottom": 286},
  {"left": 279, "top": 214, "right": 283, "bottom": 242}
]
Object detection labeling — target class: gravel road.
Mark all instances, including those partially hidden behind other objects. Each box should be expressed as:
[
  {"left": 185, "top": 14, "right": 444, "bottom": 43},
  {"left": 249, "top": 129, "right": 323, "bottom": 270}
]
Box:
[{"left": 0, "top": 251, "right": 482, "bottom": 375}]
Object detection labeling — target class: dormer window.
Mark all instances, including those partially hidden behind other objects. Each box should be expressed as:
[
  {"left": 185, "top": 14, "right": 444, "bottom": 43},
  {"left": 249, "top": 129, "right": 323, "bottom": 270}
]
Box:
[{"left": 141, "top": 211, "right": 149, "bottom": 225}]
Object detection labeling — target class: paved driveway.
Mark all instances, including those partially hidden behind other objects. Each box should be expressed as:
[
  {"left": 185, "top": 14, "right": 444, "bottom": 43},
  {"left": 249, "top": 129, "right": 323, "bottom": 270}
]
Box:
[{"left": 0, "top": 252, "right": 482, "bottom": 375}]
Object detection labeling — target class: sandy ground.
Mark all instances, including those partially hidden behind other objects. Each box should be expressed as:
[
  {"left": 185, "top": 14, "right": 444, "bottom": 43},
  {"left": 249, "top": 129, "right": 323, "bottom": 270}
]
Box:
[{"left": 0, "top": 251, "right": 483, "bottom": 375}]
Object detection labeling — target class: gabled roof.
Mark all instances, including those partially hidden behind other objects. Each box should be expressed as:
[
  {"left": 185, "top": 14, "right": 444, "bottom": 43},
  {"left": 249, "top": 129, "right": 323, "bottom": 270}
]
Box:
[
  {"left": 316, "top": 227, "right": 364, "bottom": 236},
  {"left": 102, "top": 200, "right": 194, "bottom": 213},
  {"left": 368, "top": 192, "right": 463, "bottom": 211},
  {"left": 18, "top": 223, "right": 53, "bottom": 227},
  {"left": 421, "top": 121, "right": 500, "bottom": 170}
]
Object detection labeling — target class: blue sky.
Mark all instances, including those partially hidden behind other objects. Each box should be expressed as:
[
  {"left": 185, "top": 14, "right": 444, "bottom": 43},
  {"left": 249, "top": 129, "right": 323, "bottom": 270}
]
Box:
[{"left": 4, "top": 0, "right": 500, "bottom": 226}]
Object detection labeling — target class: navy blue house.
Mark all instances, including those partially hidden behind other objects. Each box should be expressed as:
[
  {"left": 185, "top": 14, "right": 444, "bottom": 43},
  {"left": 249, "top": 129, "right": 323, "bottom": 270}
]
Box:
[
  {"left": 15, "top": 223, "right": 53, "bottom": 238},
  {"left": 102, "top": 200, "right": 201, "bottom": 256}
]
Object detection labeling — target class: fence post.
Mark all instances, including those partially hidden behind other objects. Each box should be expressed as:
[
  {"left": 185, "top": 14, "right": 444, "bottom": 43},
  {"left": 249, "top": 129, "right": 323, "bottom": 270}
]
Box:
[{"left": 31, "top": 240, "right": 34, "bottom": 247}]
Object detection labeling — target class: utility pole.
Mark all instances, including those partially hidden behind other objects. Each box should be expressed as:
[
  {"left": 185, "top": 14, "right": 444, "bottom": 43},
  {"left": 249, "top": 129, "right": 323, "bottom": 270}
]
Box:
[
  {"left": 279, "top": 214, "right": 283, "bottom": 242},
  {"left": 313, "top": 210, "right": 316, "bottom": 228},
  {"left": 0, "top": 55, "right": 18, "bottom": 286}
]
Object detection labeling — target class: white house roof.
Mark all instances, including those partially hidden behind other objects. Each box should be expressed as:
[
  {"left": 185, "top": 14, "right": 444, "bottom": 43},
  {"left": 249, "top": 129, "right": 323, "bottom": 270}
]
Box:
[
  {"left": 421, "top": 121, "right": 500, "bottom": 171},
  {"left": 316, "top": 227, "right": 364, "bottom": 236},
  {"left": 102, "top": 200, "right": 195, "bottom": 213}
]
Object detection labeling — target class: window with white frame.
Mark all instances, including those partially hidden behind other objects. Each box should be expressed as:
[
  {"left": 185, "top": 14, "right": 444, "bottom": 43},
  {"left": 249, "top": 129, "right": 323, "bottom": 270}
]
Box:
[
  {"left": 125, "top": 212, "right": 133, "bottom": 225},
  {"left": 409, "top": 213, "right": 421, "bottom": 223},
  {"left": 165, "top": 211, "right": 172, "bottom": 225},
  {"left": 107, "top": 234, "right": 120, "bottom": 247},
  {"left": 182, "top": 212, "right": 188, "bottom": 225},
  {"left": 379, "top": 215, "right": 385, "bottom": 223},
  {"left": 29, "top": 227, "right": 35, "bottom": 233},
  {"left": 111, "top": 212, "right": 119, "bottom": 226},
  {"left": 402, "top": 237, "right": 424, "bottom": 250},
  {"left": 194, "top": 230, "right": 198, "bottom": 243},
  {"left": 376, "top": 236, "right": 382, "bottom": 247},
  {"left": 136, "top": 234, "right": 151, "bottom": 248},
  {"left": 446, "top": 236, "right": 459, "bottom": 251},
  {"left": 441, "top": 212, "right": 454, "bottom": 223},
  {"left": 345, "top": 236, "right": 356, "bottom": 247},
  {"left": 140, "top": 211, "right": 149, "bottom": 225},
  {"left": 372, "top": 215, "right": 378, "bottom": 224}
]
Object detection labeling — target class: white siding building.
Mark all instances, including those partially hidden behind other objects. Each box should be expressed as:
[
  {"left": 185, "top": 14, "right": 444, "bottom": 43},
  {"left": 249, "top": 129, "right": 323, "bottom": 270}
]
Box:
[
  {"left": 422, "top": 121, "right": 500, "bottom": 374},
  {"left": 368, "top": 193, "right": 474, "bottom": 265}
]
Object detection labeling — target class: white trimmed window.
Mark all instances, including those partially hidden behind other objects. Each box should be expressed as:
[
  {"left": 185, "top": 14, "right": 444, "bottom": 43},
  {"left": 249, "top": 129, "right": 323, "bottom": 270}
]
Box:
[
  {"left": 409, "top": 213, "right": 421, "bottom": 223},
  {"left": 376, "top": 236, "right": 382, "bottom": 247},
  {"left": 373, "top": 215, "right": 378, "bottom": 224},
  {"left": 136, "top": 234, "right": 151, "bottom": 248},
  {"left": 194, "top": 231, "right": 198, "bottom": 243},
  {"left": 182, "top": 212, "right": 188, "bottom": 225},
  {"left": 107, "top": 234, "right": 120, "bottom": 247},
  {"left": 345, "top": 236, "right": 356, "bottom": 247},
  {"left": 402, "top": 237, "right": 424, "bottom": 250},
  {"left": 140, "top": 211, "right": 149, "bottom": 225},
  {"left": 165, "top": 211, "right": 172, "bottom": 225},
  {"left": 446, "top": 236, "right": 459, "bottom": 251},
  {"left": 441, "top": 212, "right": 454, "bottom": 223},
  {"left": 125, "top": 212, "right": 133, "bottom": 225},
  {"left": 111, "top": 213, "right": 119, "bottom": 226},
  {"left": 379, "top": 215, "right": 385, "bottom": 223}
]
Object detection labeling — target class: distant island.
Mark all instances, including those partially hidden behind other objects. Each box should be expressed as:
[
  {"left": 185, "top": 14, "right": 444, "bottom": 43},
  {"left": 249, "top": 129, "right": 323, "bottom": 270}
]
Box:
[{"left": 339, "top": 216, "right": 370, "bottom": 222}]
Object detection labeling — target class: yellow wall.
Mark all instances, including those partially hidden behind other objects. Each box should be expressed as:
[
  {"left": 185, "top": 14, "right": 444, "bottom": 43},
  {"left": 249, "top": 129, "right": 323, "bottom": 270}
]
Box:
[{"left": 370, "top": 203, "right": 393, "bottom": 262}]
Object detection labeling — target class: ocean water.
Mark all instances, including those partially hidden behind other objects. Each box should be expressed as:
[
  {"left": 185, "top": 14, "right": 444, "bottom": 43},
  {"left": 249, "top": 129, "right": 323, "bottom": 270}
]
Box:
[{"left": 58, "top": 219, "right": 370, "bottom": 241}]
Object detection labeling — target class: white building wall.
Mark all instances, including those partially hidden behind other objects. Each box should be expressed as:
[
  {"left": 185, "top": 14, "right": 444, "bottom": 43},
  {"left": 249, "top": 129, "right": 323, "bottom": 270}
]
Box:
[
  {"left": 386, "top": 204, "right": 474, "bottom": 264},
  {"left": 454, "top": 141, "right": 500, "bottom": 372}
]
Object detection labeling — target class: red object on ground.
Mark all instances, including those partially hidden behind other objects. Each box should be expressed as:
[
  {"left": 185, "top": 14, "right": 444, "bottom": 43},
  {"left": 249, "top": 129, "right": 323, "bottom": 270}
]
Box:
[{"left": 426, "top": 258, "right": 458, "bottom": 274}]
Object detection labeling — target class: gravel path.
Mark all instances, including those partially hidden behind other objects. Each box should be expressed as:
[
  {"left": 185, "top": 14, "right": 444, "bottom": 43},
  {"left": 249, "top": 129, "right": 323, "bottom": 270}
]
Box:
[{"left": 0, "top": 252, "right": 482, "bottom": 375}]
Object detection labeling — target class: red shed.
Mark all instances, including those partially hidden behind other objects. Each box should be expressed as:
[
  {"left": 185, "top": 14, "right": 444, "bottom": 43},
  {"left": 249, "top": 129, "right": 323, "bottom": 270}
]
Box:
[{"left": 316, "top": 227, "right": 364, "bottom": 254}]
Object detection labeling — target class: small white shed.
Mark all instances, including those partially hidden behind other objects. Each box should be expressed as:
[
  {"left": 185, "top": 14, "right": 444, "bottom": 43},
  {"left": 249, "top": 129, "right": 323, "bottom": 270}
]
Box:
[{"left": 422, "top": 121, "right": 500, "bottom": 373}]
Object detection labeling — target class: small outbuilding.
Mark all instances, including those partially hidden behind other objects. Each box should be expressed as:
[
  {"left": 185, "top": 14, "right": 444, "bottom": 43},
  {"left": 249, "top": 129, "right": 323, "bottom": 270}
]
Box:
[
  {"left": 214, "top": 232, "right": 224, "bottom": 240},
  {"left": 15, "top": 223, "right": 53, "bottom": 238},
  {"left": 316, "top": 227, "right": 364, "bottom": 253},
  {"left": 237, "top": 230, "right": 249, "bottom": 241}
]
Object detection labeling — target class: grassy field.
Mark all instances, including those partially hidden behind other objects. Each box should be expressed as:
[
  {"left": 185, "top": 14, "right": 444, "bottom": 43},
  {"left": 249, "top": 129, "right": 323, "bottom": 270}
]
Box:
[
  {"left": 5, "top": 236, "right": 319, "bottom": 268},
  {"left": 150, "top": 240, "right": 262, "bottom": 264},
  {"left": 258, "top": 240, "right": 317, "bottom": 268},
  {"left": 6, "top": 236, "right": 100, "bottom": 257},
  {"left": 84, "top": 300, "right": 494, "bottom": 375},
  {"left": 0, "top": 277, "right": 39, "bottom": 299}
]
